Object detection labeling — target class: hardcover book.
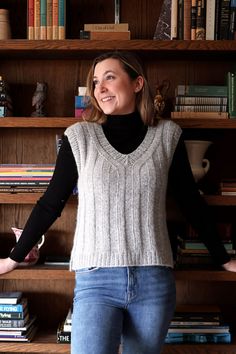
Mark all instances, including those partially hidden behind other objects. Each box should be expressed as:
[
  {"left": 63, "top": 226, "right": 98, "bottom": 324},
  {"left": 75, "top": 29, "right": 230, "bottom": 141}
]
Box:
[{"left": 0, "top": 292, "right": 22, "bottom": 305}]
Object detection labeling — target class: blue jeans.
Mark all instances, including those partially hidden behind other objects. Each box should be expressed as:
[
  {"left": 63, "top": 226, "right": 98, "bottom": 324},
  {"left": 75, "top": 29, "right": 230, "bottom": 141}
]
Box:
[{"left": 71, "top": 266, "right": 176, "bottom": 354}]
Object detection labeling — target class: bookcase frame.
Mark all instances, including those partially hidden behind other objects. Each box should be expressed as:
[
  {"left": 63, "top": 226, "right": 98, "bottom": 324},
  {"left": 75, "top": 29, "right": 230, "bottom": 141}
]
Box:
[{"left": 1, "top": 0, "right": 236, "bottom": 353}]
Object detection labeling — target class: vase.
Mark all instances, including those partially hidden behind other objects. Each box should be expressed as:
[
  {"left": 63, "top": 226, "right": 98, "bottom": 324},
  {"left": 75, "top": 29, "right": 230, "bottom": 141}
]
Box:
[
  {"left": 0, "top": 9, "right": 11, "bottom": 40},
  {"left": 184, "top": 140, "right": 212, "bottom": 182}
]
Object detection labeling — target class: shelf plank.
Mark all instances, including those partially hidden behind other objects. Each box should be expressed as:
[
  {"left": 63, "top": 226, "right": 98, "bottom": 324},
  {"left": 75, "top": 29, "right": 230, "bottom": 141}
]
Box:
[
  {"left": 0, "top": 331, "right": 70, "bottom": 353},
  {"left": 1, "top": 267, "right": 236, "bottom": 282},
  {"left": 172, "top": 118, "right": 236, "bottom": 129},
  {"left": 205, "top": 195, "right": 236, "bottom": 206},
  {"left": 162, "top": 343, "right": 236, "bottom": 354},
  {"left": 0, "top": 117, "right": 79, "bottom": 128},
  {"left": 0, "top": 193, "right": 77, "bottom": 204},
  {"left": 0, "top": 40, "right": 236, "bottom": 59},
  {"left": 0, "top": 266, "right": 74, "bottom": 280}
]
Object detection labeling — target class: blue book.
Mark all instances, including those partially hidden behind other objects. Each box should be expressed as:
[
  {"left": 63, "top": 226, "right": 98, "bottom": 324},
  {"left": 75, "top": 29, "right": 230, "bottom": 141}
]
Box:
[
  {"left": 165, "top": 332, "right": 231, "bottom": 344},
  {"left": 0, "top": 298, "right": 27, "bottom": 313}
]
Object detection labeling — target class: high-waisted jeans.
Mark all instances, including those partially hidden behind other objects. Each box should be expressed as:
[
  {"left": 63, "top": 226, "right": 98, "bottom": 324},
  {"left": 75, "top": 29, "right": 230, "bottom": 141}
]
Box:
[{"left": 71, "top": 266, "right": 176, "bottom": 354}]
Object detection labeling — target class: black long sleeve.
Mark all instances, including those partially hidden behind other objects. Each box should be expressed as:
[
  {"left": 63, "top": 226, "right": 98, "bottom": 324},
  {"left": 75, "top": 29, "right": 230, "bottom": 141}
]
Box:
[
  {"left": 9, "top": 136, "right": 78, "bottom": 262},
  {"left": 168, "top": 135, "right": 230, "bottom": 266}
]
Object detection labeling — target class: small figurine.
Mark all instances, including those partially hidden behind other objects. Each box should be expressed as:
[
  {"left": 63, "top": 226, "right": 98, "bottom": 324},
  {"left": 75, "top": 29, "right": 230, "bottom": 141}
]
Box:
[
  {"left": 154, "top": 79, "right": 170, "bottom": 117},
  {"left": 31, "top": 82, "right": 47, "bottom": 117}
]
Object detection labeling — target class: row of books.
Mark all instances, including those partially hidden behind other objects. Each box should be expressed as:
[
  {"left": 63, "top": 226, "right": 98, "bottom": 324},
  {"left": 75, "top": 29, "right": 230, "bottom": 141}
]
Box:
[
  {"left": 0, "top": 291, "right": 37, "bottom": 342},
  {"left": 219, "top": 179, "right": 236, "bottom": 195},
  {"left": 170, "top": 0, "right": 236, "bottom": 40},
  {"left": 165, "top": 304, "right": 231, "bottom": 344},
  {"left": 27, "top": 0, "right": 66, "bottom": 40},
  {"left": 0, "top": 164, "right": 54, "bottom": 192},
  {"left": 171, "top": 81, "right": 235, "bottom": 119}
]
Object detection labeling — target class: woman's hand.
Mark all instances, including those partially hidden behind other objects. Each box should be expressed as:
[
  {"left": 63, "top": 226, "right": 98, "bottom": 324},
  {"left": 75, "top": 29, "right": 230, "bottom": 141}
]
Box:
[
  {"left": 0, "top": 257, "right": 19, "bottom": 275},
  {"left": 222, "top": 259, "right": 236, "bottom": 272}
]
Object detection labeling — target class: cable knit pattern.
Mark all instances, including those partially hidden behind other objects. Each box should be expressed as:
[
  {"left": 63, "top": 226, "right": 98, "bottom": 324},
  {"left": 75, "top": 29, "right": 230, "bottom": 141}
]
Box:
[{"left": 65, "top": 119, "right": 182, "bottom": 269}]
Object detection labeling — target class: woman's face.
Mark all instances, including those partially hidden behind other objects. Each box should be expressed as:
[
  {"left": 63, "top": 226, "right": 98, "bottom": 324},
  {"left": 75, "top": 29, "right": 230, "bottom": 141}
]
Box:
[{"left": 93, "top": 58, "right": 143, "bottom": 115}]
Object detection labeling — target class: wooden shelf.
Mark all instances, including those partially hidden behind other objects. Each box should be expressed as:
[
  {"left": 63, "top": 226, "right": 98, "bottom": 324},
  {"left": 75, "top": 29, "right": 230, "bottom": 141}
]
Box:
[
  {"left": 0, "top": 266, "right": 74, "bottom": 280},
  {"left": 162, "top": 343, "right": 236, "bottom": 354},
  {"left": 172, "top": 118, "right": 236, "bottom": 129},
  {"left": 0, "top": 193, "right": 77, "bottom": 204},
  {"left": 0, "top": 331, "right": 70, "bottom": 353},
  {"left": 0, "top": 117, "right": 79, "bottom": 128},
  {"left": 204, "top": 195, "right": 236, "bottom": 206},
  {"left": 0, "top": 39, "right": 236, "bottom": 59}
]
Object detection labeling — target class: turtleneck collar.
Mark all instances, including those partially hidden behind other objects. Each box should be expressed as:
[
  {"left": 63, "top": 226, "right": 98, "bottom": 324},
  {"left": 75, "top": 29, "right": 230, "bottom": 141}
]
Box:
[{"left": 102, "top": 111, "right": 148, "bottom": 154}]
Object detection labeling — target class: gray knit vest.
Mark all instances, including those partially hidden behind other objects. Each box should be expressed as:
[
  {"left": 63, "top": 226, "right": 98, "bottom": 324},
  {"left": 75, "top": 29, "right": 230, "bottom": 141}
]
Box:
[{"left": 65, "top": 119, "right": 182, "bottom": 270}]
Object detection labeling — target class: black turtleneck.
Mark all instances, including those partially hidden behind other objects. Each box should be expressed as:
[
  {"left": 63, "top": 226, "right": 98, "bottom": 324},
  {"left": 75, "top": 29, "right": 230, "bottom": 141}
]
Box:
[
  {"left": 102, "top": 112, "right": 148, "bottom": 154},
  {"left": 9, "top": 112, "right": 230, "bottom": 266}
]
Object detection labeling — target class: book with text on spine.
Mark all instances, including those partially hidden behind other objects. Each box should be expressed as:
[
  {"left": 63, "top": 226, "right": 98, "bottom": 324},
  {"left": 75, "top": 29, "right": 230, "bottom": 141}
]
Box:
[{"left": 0, "top": 292, "right": 22, "bottom": 305}]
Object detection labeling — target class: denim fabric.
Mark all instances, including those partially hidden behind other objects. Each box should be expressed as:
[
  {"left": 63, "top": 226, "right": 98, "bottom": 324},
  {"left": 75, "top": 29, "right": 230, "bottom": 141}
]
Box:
[{"left": 71, "top": 266, "right": 176, "bottom": 354}]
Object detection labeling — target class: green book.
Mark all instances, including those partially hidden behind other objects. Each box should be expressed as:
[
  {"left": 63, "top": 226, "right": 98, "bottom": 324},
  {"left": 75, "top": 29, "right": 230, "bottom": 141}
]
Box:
[
  {"left": 176, "top": 84, "right": 228, "bottom": 97},
  {"left": 227, "top": 71, "right": 236, "bottom": 118}
]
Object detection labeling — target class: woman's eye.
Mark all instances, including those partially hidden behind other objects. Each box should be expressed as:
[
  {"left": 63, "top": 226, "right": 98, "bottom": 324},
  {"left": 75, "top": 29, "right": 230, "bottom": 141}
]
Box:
[{"left": 106, "top": 75, "right": 115, "bottom": 81}]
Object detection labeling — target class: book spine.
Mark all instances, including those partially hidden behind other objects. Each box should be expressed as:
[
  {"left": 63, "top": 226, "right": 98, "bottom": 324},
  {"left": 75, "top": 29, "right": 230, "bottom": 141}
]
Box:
[
  {"left": 0, "top": 318, "right": 28, "bottom": 328},
  {"left": 191, "top": 0, "right": 197, "bottom": 39},
  {"left": 227, "top": 71, "right": 236, "bottom": 118},
  {"left": 58, "top": 0, "right": 65, "bottom": 39},
  {"left": 175, "top": 96, "right": 227, "bottom": 105},
  {"left": 183, "top": 0, "right": 191, "bottom": 39},
  {"left": 218, "top": 0, "right": 231, "bottom": 39},
  {"left": 0, "top": 304, "right": 26, "bottom": 312},
  {"left": 40, "top": 0, "right": 47, "bottom": 39},
  {"left": 52, "top": 0, "right": 58, "bottom": 39},
  {"left": 153, "top": 0, "right": 171, "bottom": 40},
  {"left": 229, "top": 0, "right": 236, "bottom": 39},
  {"left": 79, "top": 30, "right": 131, "bottom": 40},
  {"left": 174, "top": 105, "right": 227, "bottom": 112},
  {"left": 171, "top": 111, "right": 229, "bottom": 118},
  {"left": 178, "top": 0, "right": 184, "bottom": 39},
  {"left": 0, "top": 311, "right": 25, "bottom": 319},
  {"left": 176, "top": 84, "right": 228, "bottom": 96},
  {"left": 171, "top": 0, "right": 178, "bottom": 39},
  {"left": 27, "top": 0, "right": 34, "bottom": 39},
  {"left": 34, "top": 0, "right": 41, "bottom": 40},
  {"left": 84, "top": 23, "right": 129, "bottom": 31},
  {"left": 46, "top": 0, "right": 53, "bottom": 39},
  {"left": 196, "top": 0, "right": 206, "bottom": 39},
  {"left": 206, "top": 0, "right": 216, "bottom": 39}
]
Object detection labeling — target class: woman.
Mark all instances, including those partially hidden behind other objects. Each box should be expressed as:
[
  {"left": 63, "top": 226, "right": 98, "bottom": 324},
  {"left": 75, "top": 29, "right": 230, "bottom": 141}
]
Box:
[{"left": 1, "top": 51, "right": 236, "bottom": 354}]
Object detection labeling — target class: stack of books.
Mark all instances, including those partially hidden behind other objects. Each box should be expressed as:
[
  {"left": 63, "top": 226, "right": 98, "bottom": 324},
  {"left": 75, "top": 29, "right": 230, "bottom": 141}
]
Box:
[
  {"left": 80, "top": 23, "right": 130, "bottom": 40},
  {"left": 219, "top": 179, "right": 236, "bottom": 196},
  {"left": 171, "top": 84, "right": 229, "bottom": 119},
  {"left": 165, "top": 304, "right": 231, "bottom": 344},
  {"left": 0, "top": 164, "right": 54, "bottom": 193},
  {"left": 75, "top": 86, "right": 89, "bottom": 118},
  {"left": 27, "top": 0, "right": 66, "bottom": 40},
  {"left": 176, "top": 223, "right": 234, "bottom": 267},
  {"left": 0, "top": 292, "right": 37, "bottom": 342},
  {"left": 57, "top": 307, "right": 72, "bottom": 343}
]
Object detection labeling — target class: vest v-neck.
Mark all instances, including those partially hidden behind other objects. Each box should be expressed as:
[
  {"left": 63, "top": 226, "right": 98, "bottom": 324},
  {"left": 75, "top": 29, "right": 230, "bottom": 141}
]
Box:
[{"left": 87, "top": 121, "right": 161, "bottom": 167}]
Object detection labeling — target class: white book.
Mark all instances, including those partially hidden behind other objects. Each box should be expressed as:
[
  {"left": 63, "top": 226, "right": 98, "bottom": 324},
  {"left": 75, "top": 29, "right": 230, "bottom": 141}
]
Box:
[{"left": 206, "top": 0, "right": 216, "bottom": 40}]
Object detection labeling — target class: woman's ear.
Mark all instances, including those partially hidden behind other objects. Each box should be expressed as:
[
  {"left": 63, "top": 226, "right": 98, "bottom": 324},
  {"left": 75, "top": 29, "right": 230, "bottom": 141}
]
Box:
[{"left": 134, "top": 76, "right": 144, "bottom": 92}]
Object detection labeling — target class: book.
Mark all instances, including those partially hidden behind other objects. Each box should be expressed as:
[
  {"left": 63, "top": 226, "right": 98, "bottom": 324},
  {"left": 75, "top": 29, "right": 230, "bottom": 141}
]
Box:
[
  {"left": 52, "top": 0, "right": 58, "bottom": 39},
  {"left": 191, "top": 0, "right": 197, "bottom": 39},
  {"left": 0, "top": 298, "right": 28, "bottom": 313},
  {"left": 84, "top": 23, "right": 129, "bottom": 32},
  {"left": 27, "top": 0, "right": 34, "bottom": 39},
  {"left": 184, "top": 0, "right": 192, "bottom": 40},
  {"left": 57, "top": 322, "right": 71, "bottom": 343},
  {"left": 218, "top": 0, "right": 231, "bottom": 39},
  {"left": 175, "top": 84, "right": 228, "bottom": 97},
  {"left": 40, "top": 0, "right": 47, "bottom": 39},
  {"left": 168, "top": 324, "right": 230, "bottom": 333},
  {"left": 171, "top": 111, "right": 229, "bottom": 119},
  {"left": 0, "top": 313, "right": 29, "bottom": 328},
  {"left": 79, "top": 30, "right": 131, "bottom": 40},
  {"left": 196, "top": 0, "right": 206, "bottom": 40},
  {"left": 229, "top": 0, "right": 236, "bottom": 39},
  {"left": 46, "top": 0, "right": 53, "bottom": 39},
  {"left": 0, "top": 292, "right": 22, "bottom": 305},
  {"left": 227, "top": 71, "right": 236, "bottom": 118},
  {"left": 165, "top": 332, "right": 231, "bottom": 343},
  {"left": 153, "top": 0, "right": 171, "bottom": 40},
  {"left": 175, "top": 96, "right": 227, "bottom": 105},
  {"left": 206, "top": 0, "right": 216, "bottom": 39},
  {"left": 171, "top": 0, "right": 178, "bottom": 39},
  {"left": 174, "top": 105, "right": 227, "bottom": 112},
  {"left": 34, "top": 0, "right": 41, "bottom": 40},
  {"left": 0, "top": 308, "right": 28, "bottom": 320},
  {"left": 58, "top": 0, "right": 66, "bottom": 39}
]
